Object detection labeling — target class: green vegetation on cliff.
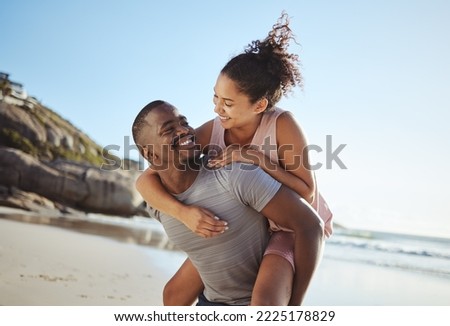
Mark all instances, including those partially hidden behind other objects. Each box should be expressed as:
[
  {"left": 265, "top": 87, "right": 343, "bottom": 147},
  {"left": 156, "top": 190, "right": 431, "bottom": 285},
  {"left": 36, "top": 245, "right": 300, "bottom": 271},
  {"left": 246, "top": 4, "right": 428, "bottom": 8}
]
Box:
[{"left": 0, "top": 100, "right": 118, "bottom": 167}]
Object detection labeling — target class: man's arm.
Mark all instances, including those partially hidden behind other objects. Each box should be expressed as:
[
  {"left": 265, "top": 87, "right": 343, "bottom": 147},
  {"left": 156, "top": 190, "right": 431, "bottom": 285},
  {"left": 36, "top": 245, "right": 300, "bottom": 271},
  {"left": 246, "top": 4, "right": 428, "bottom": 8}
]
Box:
[{"left": 260, "top": 185, "right": 324, "bottom": 305}]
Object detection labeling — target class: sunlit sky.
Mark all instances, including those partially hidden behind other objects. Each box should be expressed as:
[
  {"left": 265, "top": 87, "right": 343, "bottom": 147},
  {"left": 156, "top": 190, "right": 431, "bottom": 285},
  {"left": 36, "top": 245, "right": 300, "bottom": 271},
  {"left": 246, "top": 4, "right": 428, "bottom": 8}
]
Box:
[{"left": 2, "top": 0, "right": 450, "bottom": 237}]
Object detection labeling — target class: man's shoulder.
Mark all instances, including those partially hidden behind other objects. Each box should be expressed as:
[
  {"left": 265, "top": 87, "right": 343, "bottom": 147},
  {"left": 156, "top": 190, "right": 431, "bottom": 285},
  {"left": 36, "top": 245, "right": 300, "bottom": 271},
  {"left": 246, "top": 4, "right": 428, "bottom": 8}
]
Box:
[
  {"left": 216, "top": 162, "right": 278, "bottom": 192},
  {"left": 214, "top": 162, "right": 263, "bottom": 181},
  {"left": 222, "top": 162, "right": 262, "bottom": 172},
  {"left": 217, "top": 162, "right": 281, "bottom": 212}
]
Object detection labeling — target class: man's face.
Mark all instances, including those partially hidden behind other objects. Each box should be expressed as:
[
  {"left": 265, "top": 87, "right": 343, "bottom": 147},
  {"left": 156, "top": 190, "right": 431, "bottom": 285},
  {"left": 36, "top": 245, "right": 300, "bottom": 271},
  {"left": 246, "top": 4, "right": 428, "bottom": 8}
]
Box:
[{"left": 141, "top": 103, "right": 199, "bottom": 170}]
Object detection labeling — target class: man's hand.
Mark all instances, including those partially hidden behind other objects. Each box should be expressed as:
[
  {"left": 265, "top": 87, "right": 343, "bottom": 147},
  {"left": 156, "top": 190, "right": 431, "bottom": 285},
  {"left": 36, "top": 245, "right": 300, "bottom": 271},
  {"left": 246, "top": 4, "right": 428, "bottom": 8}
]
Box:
[{"left": 181, "top": 205, "right": 228, "bottom": 238}]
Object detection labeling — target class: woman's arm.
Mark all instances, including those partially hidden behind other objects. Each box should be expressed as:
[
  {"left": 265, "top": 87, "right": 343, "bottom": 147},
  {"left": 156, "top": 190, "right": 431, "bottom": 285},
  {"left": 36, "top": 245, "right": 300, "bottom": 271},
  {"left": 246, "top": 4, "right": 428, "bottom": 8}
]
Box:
[
  {"left": 136, "top": 120, "right": 227, "bottom": 238},
  {"left": 273, "top": 111, "right": 316, "bottom": 203}
]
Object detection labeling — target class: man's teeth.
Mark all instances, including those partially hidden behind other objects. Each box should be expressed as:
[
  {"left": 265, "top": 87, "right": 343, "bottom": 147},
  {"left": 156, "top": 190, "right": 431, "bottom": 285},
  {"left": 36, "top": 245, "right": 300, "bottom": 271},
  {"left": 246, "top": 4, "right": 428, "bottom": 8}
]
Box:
[
  {"left": 219, "top": 116, "right": 230, "bottom": 120},
  {"left": 180, "top": 139, "right": 193, "bottom": 146}
]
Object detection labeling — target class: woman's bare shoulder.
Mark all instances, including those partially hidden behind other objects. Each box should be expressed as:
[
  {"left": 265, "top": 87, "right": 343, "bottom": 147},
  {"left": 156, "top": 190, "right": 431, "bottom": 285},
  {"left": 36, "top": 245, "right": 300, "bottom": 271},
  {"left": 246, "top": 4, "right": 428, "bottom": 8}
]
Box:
[
  {"left": 195, "top": 119, "right": 214, "bottom": 150},
  {"left": 276, "top": 110, "right": 308, "bottom": 146}
]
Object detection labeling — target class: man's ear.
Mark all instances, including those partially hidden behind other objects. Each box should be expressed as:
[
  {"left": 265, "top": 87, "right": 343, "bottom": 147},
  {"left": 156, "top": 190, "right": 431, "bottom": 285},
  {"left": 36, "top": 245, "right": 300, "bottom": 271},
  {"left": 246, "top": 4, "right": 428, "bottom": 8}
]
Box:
[
  {"left": 142, "top": 145, "right": 157, "bottom": 162},
  {"left": 254, "top": 98, "right": 269, "bottom": 114}
]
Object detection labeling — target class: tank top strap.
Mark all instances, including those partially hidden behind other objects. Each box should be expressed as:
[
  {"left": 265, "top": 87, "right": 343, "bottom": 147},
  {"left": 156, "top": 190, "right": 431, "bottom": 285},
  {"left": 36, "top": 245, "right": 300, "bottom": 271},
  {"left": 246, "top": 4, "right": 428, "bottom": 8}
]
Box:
[
  {"left": 251, "top": 107, "right": 285, "bottom": 163},
  {"left": 208, "top": 117, "right": 226, "bottom": 157}
]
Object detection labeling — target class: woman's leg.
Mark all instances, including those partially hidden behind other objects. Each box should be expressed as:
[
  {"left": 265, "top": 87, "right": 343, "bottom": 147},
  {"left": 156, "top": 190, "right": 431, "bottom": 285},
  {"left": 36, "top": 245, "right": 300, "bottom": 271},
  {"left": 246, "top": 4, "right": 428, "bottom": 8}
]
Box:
[
  {"left": 251, "top": 231, "right": 295, "bottom": 306},
  {"left": 163, "top": 258, "right": 204, "bottom": 305},
  {"left": 250, "top": 253, "right": 294, "bottom": 306}
]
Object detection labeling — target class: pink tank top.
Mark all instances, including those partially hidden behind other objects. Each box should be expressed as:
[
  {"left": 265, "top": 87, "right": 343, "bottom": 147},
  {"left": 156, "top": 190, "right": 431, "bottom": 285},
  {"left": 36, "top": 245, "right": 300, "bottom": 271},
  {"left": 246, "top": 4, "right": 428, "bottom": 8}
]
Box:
[{"left": 209, "top": 107, "right": 333, "bottom": 238}]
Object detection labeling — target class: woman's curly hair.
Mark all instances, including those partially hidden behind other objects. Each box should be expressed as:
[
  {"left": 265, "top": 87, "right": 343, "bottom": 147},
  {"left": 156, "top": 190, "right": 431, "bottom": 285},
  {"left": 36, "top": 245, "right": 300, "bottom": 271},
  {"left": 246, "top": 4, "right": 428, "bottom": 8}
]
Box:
[{"left": 221, "top": 12, "right": 303, "bottom": 110}]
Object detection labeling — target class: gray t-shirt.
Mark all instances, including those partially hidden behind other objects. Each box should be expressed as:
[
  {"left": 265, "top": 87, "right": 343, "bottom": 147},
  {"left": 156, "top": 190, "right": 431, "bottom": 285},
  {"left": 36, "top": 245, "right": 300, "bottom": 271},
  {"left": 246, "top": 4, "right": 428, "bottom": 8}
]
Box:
[{"left": 150, "top": 161, "right": 281, "bottom": 305}]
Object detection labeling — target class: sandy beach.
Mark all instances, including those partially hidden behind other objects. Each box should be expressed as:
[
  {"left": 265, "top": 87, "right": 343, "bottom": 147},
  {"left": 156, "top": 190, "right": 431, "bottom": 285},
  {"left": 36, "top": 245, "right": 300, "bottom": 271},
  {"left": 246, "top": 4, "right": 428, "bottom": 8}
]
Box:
[
  {"left": 0, "top": 211, "right": 186, "bottom": 306},
  {"left": 1, "top": 208, "right": 449, "bottom": 306}
]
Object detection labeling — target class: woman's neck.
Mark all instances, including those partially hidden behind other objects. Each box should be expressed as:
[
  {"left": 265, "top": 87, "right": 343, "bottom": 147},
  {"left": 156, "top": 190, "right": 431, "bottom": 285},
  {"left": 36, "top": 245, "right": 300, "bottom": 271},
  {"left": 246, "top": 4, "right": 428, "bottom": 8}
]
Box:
[{"left": 224, "top": 115, "right": 262, "bottom": 146}]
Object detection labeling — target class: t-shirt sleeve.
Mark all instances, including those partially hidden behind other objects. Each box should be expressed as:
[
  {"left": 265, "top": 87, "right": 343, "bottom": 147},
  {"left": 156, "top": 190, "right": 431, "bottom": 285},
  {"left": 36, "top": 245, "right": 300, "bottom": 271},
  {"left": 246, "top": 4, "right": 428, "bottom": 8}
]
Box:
[
  {"left": 227, "top": 163, "right": 281, "bottom": 212},
  {"left": 146, "top": 204, "right": 161, "bottom": 222}
]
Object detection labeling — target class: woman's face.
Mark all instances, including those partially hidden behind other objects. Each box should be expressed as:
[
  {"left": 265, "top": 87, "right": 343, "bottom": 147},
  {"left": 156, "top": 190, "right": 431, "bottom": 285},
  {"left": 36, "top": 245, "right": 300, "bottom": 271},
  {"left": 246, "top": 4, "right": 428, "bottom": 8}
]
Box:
[{"left": 213, "top": 73, "right": 264, "bottom": 129}]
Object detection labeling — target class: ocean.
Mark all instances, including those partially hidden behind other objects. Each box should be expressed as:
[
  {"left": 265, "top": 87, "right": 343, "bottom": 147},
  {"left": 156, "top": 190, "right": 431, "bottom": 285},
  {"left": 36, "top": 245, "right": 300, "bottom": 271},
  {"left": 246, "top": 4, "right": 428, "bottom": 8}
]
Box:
[{"left": 325, "top": 227, "right": 450, "bottom": 280}]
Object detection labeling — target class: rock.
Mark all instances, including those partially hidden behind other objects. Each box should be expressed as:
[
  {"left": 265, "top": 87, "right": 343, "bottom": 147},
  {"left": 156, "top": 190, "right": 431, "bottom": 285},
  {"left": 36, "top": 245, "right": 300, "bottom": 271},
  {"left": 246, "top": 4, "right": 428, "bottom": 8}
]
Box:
[
  {"left": 0, "top": 147, "right": 144, "bottom": 216},
  {"left": 0, "top": 77, "right": 148, "bottom": 217},
  {"left": 0, "top": 185, "right": 57, "bottom": 213},
  {"left": 0, "top": 101, "right": 109, "bottom": 165},
  {"left": 0, "top": 101, "right": 47, "bottom": 145}
]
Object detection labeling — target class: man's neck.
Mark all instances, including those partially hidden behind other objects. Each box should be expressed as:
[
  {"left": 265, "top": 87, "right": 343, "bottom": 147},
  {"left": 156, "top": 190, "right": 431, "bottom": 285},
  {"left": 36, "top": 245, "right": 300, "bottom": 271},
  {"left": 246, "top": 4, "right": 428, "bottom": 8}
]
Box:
[{"left": 158, "top": 159, "right": 202, "bottom": 194}]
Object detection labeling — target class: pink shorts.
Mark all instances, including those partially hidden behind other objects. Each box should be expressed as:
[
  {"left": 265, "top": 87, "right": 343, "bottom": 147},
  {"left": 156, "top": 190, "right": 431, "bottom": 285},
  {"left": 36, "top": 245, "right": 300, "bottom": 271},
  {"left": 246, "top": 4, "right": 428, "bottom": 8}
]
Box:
[{"left": 264, "top": 231, "right": 295, "bottom": 271}]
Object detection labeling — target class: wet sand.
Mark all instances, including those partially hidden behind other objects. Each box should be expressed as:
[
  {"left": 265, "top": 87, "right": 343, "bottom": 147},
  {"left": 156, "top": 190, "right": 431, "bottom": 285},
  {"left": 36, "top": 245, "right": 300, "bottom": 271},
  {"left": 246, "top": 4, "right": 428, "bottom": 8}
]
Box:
[{"left": 0, "top": 210, "right": 186, "bottom": 305}]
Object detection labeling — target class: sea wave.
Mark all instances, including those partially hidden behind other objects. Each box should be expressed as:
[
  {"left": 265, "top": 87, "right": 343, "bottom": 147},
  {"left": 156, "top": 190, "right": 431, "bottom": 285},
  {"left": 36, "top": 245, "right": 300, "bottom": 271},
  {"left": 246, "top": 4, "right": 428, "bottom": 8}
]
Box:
[
  {"left": 328, "top": 235, "right": 450, "bottom": 260},
  {"left": 326, "top": 229, "right": 450, "bottom": 278}
]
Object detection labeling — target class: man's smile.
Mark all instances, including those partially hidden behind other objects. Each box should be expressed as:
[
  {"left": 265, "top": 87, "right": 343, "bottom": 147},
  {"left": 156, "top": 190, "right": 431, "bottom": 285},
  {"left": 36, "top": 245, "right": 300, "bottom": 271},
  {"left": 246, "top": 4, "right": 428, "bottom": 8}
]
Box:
[{"left": 172, "top": 134, "right": 196, "bottom": 149}]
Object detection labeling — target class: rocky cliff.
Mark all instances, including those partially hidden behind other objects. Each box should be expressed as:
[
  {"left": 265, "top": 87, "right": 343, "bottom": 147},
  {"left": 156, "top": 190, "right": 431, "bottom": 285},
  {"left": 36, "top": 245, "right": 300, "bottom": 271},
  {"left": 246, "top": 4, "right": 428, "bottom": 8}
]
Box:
[{"left": 0, "top": 97, "right": 146, "bottom": 217}]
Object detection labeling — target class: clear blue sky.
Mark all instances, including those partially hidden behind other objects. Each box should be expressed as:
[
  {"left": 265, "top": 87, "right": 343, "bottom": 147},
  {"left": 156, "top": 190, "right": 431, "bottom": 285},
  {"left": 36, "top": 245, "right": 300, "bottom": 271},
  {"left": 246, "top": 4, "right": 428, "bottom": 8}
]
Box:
[{"left": 2, "top": 0, "right": 450, "bottom": 237}]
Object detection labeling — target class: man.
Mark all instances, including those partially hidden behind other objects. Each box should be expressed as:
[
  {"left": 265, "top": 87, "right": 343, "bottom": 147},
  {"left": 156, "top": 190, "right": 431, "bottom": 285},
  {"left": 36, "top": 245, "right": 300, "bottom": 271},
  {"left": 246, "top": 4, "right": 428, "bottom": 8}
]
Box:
[{"left": 132, "top": 100, "right": 324, "bottom": 305}]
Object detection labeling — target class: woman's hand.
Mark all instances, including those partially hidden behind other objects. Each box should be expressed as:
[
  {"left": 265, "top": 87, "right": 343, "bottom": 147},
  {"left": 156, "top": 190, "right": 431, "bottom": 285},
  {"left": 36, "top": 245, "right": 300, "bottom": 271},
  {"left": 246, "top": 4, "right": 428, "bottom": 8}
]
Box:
[
  {"left": 181, "top": 205, "right": 228, "bottom": 238},
  {"left": 207, "top": 144, "right": 261, "bottom": 168}
]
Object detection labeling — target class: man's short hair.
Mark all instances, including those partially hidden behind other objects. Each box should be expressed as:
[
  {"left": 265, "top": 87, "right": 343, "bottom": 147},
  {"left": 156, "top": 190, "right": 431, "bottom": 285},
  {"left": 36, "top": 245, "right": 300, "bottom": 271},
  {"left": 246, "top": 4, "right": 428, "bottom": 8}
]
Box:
[{"left": 132, "top": 100, "right": 166, "bottom": 148}]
